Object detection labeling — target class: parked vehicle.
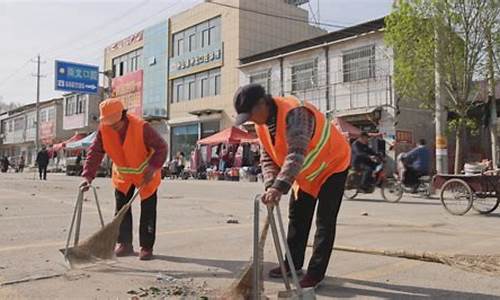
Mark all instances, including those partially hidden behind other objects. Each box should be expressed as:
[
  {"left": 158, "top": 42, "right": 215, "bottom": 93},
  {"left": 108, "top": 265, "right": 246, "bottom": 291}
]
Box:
[{"left": 65, "top": 155, "right": 110, "bottom": 177}]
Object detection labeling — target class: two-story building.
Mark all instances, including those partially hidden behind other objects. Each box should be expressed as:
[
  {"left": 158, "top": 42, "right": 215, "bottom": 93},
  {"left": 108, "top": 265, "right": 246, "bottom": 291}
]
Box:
[
  {"left": 103, "top": 0, "right": 325, "bottom": 158},
  {"left": 239, "top": 17, "right": 435, "bottom": 160},
  {"left": 0, "top": 98, "right": 74, "bottom": 165},
  {"left": 62, "top": 92, "right": 101, "bottom": 133}
]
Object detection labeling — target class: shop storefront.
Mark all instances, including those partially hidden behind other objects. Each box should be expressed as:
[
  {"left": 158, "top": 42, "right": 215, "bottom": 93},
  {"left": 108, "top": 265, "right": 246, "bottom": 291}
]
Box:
[{"left": 170, "top": 120, "right": 220, "bottom": 159}]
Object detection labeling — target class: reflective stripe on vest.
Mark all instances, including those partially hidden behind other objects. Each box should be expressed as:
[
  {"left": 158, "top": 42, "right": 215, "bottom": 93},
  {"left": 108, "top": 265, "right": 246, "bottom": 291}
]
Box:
[
  {"left": 114, "top": 151, "right": 153, "bottom": 175},
  {"left": 300, "top": 119, "right": 332, "bottom": 180}
]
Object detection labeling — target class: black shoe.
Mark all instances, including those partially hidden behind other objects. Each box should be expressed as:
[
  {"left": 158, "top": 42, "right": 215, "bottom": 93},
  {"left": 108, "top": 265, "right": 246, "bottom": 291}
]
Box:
[
  {"left": 269, "top": 265, "right": 303, "bottom": 278},
  {"left": 299, "top": 273, "right": 324, "bottom": 288}
]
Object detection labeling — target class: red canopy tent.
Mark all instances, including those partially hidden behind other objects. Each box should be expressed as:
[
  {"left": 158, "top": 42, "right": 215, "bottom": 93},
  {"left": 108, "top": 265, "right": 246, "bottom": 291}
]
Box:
[
  {"left": 52, "top": 132, "right": 87, "bottom": 152},
  {"left": 197, "top": 127, "right": 257, "bottom": 145}
]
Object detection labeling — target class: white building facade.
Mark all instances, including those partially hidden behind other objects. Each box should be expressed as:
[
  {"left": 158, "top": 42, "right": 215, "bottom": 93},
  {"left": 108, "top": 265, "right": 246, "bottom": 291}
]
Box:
[{"left": 240, "top": 18, "right": 435, "bottom": 160}]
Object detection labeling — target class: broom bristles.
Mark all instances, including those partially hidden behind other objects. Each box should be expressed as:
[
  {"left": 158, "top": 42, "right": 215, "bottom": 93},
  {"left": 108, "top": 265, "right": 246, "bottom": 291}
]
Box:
[
  {"left": 334, "top": 246, "right": 500, "bottom": 276},
  {"left": 65, "top": 202, "right": 132, "bottom": 267},
  {"left": 224, "top": 216, "right": 270, "bottom": 299}
]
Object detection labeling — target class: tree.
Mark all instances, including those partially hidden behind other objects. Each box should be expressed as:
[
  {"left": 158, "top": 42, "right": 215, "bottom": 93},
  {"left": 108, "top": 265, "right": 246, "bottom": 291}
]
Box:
[
  {"left": 482, "top": 0, "right": 500, "bottom": 167},
  {"left": 386, "top": 0, "right": 500, "bottom": 173},
  {"left": 0, "top": 97, "right": 19, "bottom": 113}
]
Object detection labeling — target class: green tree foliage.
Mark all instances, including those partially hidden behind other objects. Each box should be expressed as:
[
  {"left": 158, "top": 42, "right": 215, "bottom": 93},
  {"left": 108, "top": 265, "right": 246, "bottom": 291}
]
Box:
[{"left": 385, "top": 0, "right": 500, "bottom": 173}]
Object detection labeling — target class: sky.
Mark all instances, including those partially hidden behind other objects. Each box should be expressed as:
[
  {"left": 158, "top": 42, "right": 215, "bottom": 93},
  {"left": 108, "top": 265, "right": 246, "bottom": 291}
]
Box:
[{"left": 0, "top": 0, "right": 393, "bottom": 106}]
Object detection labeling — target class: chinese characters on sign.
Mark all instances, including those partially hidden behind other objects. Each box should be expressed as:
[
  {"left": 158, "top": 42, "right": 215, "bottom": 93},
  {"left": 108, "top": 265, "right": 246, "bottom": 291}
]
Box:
[
  {"left": 54, "top": 61, "right": 99, "bottom": 94},
  {"left": 106, "top": 31, "right": 143, "bottom": 53},
  {"left": 175, "top": 49, "right": 222, "bottom": 71},
  {"left": 112, "top": 70, "right": 143, "bottom": 117},
  {"left": 396, "top": 130, "right": 413, "bottom": 144},
  {"left": 169, "top": 44, "right": 223, "bottom": 78}
]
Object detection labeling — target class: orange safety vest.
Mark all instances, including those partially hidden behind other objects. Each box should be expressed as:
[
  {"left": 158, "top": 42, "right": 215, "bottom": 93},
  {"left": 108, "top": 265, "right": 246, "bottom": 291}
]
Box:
[
  {"left": 100, "top": 114, "right": 161, "bottom": 200},
  {"left": 255, "top": 96, "right": 351, "bottom": 198}
]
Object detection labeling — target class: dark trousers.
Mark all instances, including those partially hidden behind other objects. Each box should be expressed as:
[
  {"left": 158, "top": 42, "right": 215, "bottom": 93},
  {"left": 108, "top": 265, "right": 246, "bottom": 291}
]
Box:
[
  {"left": 115, "top": 186, "right": 157, "bottom": 249},
  {"left": 404, "top": 167, "right": 426, "bottom": 187},
  {"left": 286, "top": 170, "right": 347, "bottom": 279},
  {"left": 38, "top": 165, "right": 47, "bottom": 180}
]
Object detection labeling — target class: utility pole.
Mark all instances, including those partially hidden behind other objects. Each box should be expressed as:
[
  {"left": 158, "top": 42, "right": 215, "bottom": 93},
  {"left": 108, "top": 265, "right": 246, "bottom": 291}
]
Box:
[
  {"left": 486, "top": 25, "right": 497, "bottom": 168},
  {"left": 32, "top": 54, "right": 42, "bottom": 156},
  {"left": 434, "top": 25, "right": 448, "bottom": 174}
]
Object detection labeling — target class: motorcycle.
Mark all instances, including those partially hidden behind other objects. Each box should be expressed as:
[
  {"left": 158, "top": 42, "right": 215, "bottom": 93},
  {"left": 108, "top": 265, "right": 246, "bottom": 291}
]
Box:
[
  {"left": 395, "top": 153, "right": 432, "bottom": 198},
  {"left": 344, "top": 156, "right": 403, "bottom": 203}
]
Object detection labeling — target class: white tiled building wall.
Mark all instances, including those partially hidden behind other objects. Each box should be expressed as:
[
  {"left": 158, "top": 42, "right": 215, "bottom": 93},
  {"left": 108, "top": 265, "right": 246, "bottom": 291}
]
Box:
[{"left": 240, "top": 31, "right": 394, "bottom": 115}]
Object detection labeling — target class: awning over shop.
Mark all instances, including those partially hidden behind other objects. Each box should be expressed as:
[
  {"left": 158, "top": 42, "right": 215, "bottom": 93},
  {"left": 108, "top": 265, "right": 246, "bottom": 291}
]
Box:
[
  {"left": 334, "top": 107, "right": 382, "bottom": 125},
  {"left": 66, "top": 131, "right": 97, "bottom": 149},
  {"left": 333, "top": 117, "right": 361, "bottom": 138},
  {"left": 332, "top": 117, "right": 382, "bottom": 139},
  {"left": 52, "top": 132, "right": 87, "bottom": 152},
  {"left": 197, "top": 127, "right": 257, "bottom": 145}
]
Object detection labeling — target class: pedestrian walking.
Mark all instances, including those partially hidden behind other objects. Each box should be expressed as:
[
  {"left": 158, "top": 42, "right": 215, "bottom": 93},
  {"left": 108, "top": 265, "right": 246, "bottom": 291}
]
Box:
[
  {"left": 1, "top": 155, "right": 9, "bottom": 173},
  {"left": 233, "top": 84, "right": 351, "bottom": 288},
  {"left": 36, "top": 146, "right": 49, "bottom": 180},
  {"left": 80, "top": 98, "right": 167, "bottom": 260},
  {"left": 18, "top": 155, "right": 25, "bottom": 173}
]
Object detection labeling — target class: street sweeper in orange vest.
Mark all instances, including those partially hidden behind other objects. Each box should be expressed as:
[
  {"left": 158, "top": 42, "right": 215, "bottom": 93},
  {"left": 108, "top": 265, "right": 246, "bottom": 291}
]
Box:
[
  {"left": 233, "top": 83, "right": 351, "bottom": 288},
  {"left": 80, "top": 98, "right": 167, "bottom": 260}
]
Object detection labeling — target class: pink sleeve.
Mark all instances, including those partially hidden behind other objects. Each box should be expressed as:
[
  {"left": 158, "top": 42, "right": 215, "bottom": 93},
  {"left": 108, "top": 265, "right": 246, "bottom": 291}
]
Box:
[
  {"left": 81, "top": 130, "right": 105, "bottom": 182},
  {"left": 143, "top": 123, "right": 168, "bottom": 170}
]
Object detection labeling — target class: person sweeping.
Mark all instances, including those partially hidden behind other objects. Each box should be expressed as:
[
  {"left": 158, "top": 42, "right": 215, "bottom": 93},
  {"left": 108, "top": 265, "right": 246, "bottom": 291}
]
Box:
[
  {"left": 80, "top": 98, "right": 167, "bottom": 260},
  {"left": 233, "top": 84, "right": 351, "bottom": 288}
]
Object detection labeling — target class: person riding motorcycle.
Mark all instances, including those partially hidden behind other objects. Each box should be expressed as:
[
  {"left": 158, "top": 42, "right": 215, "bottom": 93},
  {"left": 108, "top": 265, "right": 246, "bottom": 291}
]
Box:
[
  {"left": 400, "top": 139, "right": 430, "bottom": 190},
  {"left": 351, "top": 132, "right": 379, "bottom": 191}
]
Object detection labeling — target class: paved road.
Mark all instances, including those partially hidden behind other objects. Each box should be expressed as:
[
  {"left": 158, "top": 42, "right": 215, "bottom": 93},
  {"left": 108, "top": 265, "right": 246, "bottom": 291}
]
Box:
[{"left": 0, "top": 172, "right": 499, "bottom": 299}]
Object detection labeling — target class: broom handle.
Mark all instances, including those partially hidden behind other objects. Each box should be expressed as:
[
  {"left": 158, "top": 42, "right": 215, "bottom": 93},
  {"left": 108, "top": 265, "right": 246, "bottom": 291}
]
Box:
[
  {"left": 73, "top": 189, "right": 84, "bottom": 246},
  {"left": 252, "top": 195, "right": 261, "bottom": 300},
  {"left": 267, "top": 204, "right": 291, "bottom": 291},
  {"left": 117, "top": 186, "right": 143, "bottom": 216},
  {"left": 275, "top": 203, "right": 302, "bottom": 295},
  {"left": 91, "top": 185, "right": 105, "bottom": 227},
  {"left": 64, "top": 188, "right": 84, "bottom": 261}
]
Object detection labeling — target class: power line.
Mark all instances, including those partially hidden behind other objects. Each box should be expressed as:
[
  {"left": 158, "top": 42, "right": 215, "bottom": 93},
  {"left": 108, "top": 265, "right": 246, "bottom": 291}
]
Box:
[
  {"left": 206, "top": 0, "right": 347, "bottom": 29},
  {"left": 43, "top": 0, "right": 153, "bottom": 58},
  {"left": 0, "top": 60, "right": 32, "bottom": 89},
  {"left": 206, "top": 0, "right": 385, "bottom": 33},
  {"left": 1, "top": 0, "right": 195, "bottom": 95},
  {"left": 307, "top": 1, "right": 319, "bottom": 25},
  {"left": 45, "top": 0, "right": 193, "bottom": 62}
]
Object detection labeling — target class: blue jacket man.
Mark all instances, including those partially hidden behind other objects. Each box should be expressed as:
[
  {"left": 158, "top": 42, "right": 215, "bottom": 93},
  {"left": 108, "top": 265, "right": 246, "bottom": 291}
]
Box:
[{"left": 404, "top": 139, "right": 430, "bottom": 175}]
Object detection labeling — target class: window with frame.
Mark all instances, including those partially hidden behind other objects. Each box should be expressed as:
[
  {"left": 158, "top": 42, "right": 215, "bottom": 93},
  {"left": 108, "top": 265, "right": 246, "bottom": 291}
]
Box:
[
  {"left": 291, "top": 59, "right": 318, "bottom": 93},
  {"left": 27, "top": 115, "right": 35, "bottom": 129},
  {"left": 342, "top": 45, "right": 376, "bottom": 82},
  {"left": 201, "top": 121, "right": 220, "bottom": 139},
  {"left": 13, "top": 117, "right": 24, "bottom": 131},
  {"left": 171, "top": 68, "right": 221, "bottom": 103},
  {"left": 200, "top": 77, "right": 209, "bottom": 98},
  {"left": 76, "top": 95, "right": 86, "bottom": 114},
  {"left": 177, "top": 38, "right": 185, "bottom": 56},
  {"left": 65, "top": 96, "right": 76, "bottom": 116},
  {"left": 47, "top": 107, "right": 55, "bottom": 121},
  {"left": 202, "top": 29, "right": 210, "bottom": 48},
  {"left": 172, "top": 16, "right": 221, "bottom": 55},
  {"left": 250, "top": 70, "right": 271, "bottom": 93},
  {"left": 214, "top": 74, "right": 221, "bottom": 95},
  {"left": 188, "top": 80, "right": 196, "bottom": 100},
  {"left": 173, "top": 79, "right": 185, "bottom": 103},
  {"left": 112, "top": 48, "right": 143, "bottom": 77},
  {"left": 189, "top": 34, "right": 197, "bottom": 52}
]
